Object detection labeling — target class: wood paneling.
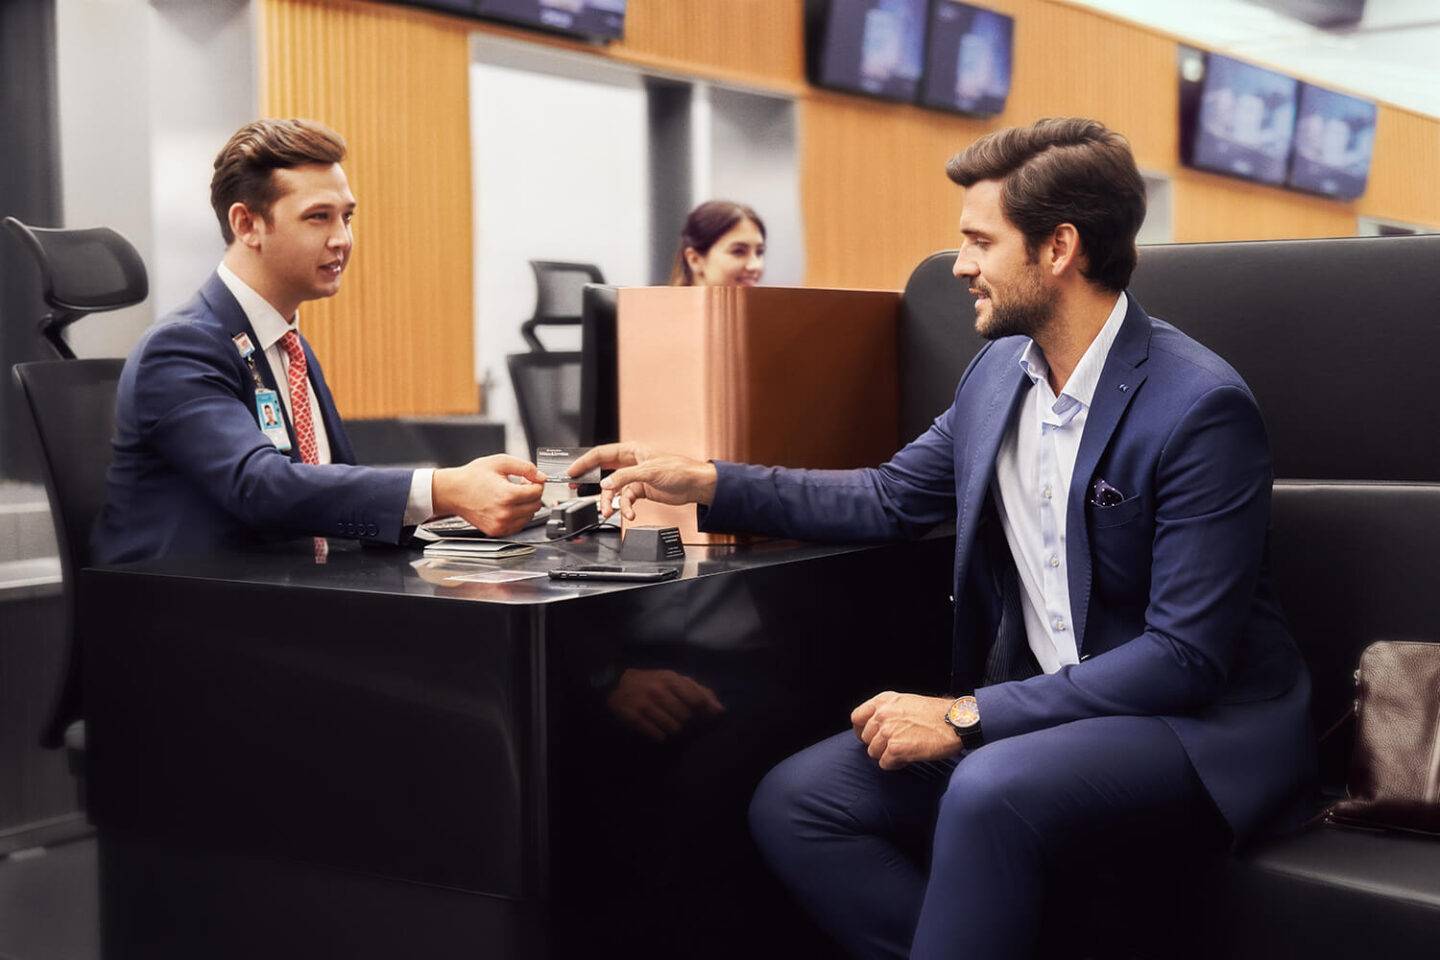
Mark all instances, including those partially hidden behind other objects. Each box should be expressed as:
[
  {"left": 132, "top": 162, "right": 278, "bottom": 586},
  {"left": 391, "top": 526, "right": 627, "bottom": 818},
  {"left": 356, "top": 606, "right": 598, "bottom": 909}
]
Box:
[
  {"left": 610, "top": 0, "right": 805, "bottom": 91},
  {"left": 260, "top": 0, "right": 475, "bottom": 418},
  {"left": 1360, "top": 105, "right": 1440, "bottom": 228},
  {"left": 1171, "top": 169, "right": 1356, "bottom": 242}
]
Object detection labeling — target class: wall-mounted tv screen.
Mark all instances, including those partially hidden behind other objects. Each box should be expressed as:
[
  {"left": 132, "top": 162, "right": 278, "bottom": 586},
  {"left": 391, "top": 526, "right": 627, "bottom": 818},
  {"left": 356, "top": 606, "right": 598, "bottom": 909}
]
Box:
[
  {"left": 475, "top": 0, "right": 626, "bottom": 41},
  {"left": 919, "top": 1, "right": 1013, "bottom": 116},
  {"left": 1184, "top": 52, "right": 1298, "bottom": 185},
  {"left": 1287, "top": 83, "right": 1376, "bottom": 200},
  {"left": 809, "top": 0, "right": 929, "bottom": 102}
]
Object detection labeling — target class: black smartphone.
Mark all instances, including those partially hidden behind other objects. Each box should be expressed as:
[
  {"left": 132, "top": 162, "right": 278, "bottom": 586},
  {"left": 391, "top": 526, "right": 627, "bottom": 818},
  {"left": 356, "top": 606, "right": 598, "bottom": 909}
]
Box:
[{"left": 548, "top": 565, "right": 680, "bottom": 583}]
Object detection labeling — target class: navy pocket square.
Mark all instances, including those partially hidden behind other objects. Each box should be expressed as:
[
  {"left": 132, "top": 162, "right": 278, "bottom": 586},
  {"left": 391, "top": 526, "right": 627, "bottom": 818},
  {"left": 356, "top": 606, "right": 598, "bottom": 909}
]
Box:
[{"left": 1090, "top": 478, "right": 1127, "bottom": 507}]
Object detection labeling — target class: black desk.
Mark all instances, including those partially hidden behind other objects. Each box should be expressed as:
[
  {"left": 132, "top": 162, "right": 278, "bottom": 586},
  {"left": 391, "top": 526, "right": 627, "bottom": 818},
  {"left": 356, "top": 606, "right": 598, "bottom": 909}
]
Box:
[{"left": 81, "top": 529, "right": 954, "bottom": 958}]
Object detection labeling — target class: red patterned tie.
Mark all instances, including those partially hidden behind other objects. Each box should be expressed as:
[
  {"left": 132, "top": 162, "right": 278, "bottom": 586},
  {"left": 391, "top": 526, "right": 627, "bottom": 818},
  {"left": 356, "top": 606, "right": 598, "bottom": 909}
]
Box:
[
  {"left": 280, "top": 330, "right": 328, "bottom": 562},
  {"left": 279, "top": 330, "right": 318, "bottom": 465}
]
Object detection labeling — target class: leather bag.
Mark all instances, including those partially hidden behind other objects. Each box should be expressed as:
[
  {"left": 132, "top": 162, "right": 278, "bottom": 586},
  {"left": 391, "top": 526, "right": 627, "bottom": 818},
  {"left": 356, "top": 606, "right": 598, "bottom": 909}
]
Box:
[{"left": 1325, "top": 640, "right": 1440, "bottom": 836}]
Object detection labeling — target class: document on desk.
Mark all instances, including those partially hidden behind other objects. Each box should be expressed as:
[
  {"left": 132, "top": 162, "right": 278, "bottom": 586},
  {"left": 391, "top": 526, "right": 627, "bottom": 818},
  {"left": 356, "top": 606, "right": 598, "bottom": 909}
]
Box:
[
  {"left": 443, "top": 569, "right": 548, "bottom": 584},
  {"left": 422, "top": 540, "right": 537, "bottom": 560}
]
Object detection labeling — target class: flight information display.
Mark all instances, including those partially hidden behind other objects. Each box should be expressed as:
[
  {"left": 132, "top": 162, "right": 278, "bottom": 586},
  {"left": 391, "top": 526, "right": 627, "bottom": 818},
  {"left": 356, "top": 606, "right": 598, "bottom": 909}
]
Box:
[
  {"left": 1188, "top": 53, "right": 1299, "bottom": 185},
  {"left": 1287, "top": 83, "right": 1377, "bottom": 200},
  {"left": 475, "top": 0, "right": 626, "bottom": 41},
  {"left": 919, "top": 1, "right": 1013, "bottom": 116},
  {"left": 813, "top": 0, "right": 929, "bottom": 102}
]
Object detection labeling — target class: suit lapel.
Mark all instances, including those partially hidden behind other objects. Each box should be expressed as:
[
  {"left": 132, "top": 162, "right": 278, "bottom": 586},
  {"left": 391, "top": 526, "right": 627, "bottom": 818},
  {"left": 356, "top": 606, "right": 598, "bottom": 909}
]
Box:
[
  {"left": 951, "top": 341, "right": 1029, "bottom": 690},
  {"left": 301, "top": 339, "right": 355, "bottom": 465},
  {"left": 199, "top": 272, "right": 303, "bottom": 463},
  {"left": 1065, "top": 298, "right": 1153, "bottom": 653},
  {"left": 958, "top": 341, "right": 1029, "bottom": 537}
]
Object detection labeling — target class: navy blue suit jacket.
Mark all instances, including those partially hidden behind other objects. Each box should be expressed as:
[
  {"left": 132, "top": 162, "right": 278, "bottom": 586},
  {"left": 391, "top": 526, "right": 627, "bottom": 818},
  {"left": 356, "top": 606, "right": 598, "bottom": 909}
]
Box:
[
  {"left": 94, "top": 272, "right": 414, "bottom": 564},
  {"left": 702, "top": 297, "right": 1314, "bottom": 841}
]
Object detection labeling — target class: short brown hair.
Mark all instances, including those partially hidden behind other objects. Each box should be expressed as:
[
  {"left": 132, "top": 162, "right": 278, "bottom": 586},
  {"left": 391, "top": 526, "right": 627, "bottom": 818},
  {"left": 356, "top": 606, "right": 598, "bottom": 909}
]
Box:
[
  {"left": 210, "top": 118, "right": 347, "bottom": 244},
  {"left": 946, "top": 118, "right": 1145, "bottom": 292},
  {"left": 670, "top": 200, "right": 767, "bottom": 286}
]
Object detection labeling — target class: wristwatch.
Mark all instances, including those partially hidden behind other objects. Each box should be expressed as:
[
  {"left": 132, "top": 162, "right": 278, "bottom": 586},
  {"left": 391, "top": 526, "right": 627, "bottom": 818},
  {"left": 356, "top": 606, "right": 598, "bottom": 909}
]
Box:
[{"left": 945, "top": 695, "right": 984, "bottom": 750}]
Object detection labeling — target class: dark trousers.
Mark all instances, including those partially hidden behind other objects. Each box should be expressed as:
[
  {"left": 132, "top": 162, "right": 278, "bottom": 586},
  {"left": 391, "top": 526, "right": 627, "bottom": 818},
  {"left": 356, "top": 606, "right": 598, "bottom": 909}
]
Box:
[{"left": 748, "top": 716, "right": 1225, "bottom": 960}]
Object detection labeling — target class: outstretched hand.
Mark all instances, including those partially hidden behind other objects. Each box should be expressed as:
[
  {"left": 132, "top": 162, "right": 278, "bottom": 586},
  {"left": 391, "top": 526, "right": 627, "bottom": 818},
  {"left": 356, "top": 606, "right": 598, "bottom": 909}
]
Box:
[
  {"left": 567, "top": 442, "right": 718, "bottom": 520},
  {"left": 432, "top": 454, "right": 545, "bottom": 536}
]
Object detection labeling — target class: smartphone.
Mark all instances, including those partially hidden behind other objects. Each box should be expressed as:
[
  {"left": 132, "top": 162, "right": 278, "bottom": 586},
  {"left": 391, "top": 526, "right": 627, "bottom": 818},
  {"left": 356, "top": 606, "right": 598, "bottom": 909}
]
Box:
[{"left": 548, "top": 565, "right": 680, "bottom": 583}]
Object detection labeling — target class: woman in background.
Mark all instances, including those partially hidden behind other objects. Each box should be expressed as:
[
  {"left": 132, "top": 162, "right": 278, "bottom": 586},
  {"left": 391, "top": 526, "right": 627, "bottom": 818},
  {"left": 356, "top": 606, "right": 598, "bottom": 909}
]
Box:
[{"left": 670, "top": 200, "right": 766, "bottom": 286}]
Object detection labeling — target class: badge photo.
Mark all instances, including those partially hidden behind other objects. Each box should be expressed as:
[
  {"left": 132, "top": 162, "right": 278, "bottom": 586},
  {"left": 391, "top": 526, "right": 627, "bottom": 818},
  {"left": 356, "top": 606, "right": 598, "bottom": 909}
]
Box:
[{"left": 254, "top": 387, "right": 292, "bottom": 452}]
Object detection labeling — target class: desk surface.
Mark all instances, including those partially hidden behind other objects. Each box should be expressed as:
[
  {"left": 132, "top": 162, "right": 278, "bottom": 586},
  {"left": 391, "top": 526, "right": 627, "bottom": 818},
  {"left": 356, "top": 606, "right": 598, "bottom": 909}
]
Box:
[{"left": 92, "top": 527, "right": 893, "bottom": 605}]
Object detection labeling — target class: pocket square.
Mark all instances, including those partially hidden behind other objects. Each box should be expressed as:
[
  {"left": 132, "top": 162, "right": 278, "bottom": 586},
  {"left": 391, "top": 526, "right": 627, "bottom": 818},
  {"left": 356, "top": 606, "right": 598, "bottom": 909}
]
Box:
[{"left": 1090, "top": 477, "right": 1126, "bottom": 507}]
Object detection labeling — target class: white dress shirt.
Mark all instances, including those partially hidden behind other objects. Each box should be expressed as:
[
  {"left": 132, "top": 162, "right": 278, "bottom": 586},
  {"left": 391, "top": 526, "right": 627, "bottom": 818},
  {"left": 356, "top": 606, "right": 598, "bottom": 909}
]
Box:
[
  {"left": 216, "top": 263, "right": 433, "bottom": 524},
  {"left": 993, "top": 293, "right": 1128, "bottom": 674}
]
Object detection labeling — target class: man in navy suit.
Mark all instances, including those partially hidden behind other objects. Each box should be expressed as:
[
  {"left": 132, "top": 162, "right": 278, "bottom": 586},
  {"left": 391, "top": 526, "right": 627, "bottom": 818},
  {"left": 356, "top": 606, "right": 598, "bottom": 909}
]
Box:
[
  {"left": 567, "top": 118, "right": 1313, "bottom": 958},
  {"left": 95, "top": 119, "right": 544, "bottom": 564}
]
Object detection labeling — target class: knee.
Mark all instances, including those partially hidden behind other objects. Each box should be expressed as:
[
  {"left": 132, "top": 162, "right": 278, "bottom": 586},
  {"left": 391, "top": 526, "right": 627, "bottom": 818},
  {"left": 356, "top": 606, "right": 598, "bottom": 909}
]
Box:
[
  {"left": 748, "top": 735, "right": 861, "bottom": 857},
  {"left": 938, "top": 744, "right": 1033, "bottom": 830}
]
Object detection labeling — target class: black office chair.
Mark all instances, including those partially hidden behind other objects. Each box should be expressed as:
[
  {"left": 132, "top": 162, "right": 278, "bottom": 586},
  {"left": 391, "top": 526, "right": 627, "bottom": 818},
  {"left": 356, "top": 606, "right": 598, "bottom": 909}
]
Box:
[
  {"left": 520, "top": 260, "right": 604, "bottom": 352},
  {"left": 4, "top": 216, "right": 148, "bottom": 359},
  {"left": 507, "top": 350, "right": 582, "bottom": 462},
  {"left": 13, "top": 360, "right": 125, "bottom": 755},
  {"left": 5, "top": 217, "right": 148, "bottom": 768}
]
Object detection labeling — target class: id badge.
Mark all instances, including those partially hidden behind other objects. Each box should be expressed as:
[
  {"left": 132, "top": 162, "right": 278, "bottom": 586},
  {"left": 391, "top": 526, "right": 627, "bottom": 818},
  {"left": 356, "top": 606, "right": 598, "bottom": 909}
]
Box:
[{"left": 254, "top": 388, "right": 292, "bottom": 452}]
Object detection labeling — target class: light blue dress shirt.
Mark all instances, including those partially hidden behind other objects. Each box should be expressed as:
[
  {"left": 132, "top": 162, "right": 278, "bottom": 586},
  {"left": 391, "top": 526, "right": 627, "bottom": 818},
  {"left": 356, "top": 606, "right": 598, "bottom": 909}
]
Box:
[{"left": 993, "top": 293, "right": 1128, "bottom": 673}]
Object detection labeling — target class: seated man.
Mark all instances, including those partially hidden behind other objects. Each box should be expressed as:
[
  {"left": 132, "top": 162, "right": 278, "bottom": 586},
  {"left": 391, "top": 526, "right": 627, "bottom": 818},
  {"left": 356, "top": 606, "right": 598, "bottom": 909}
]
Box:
[
  {"left": 568, "top": 117, "right": 1314, "bottom": 958},
  {"left": 95, "top": 118, "right": 542, "bottom": 564}
]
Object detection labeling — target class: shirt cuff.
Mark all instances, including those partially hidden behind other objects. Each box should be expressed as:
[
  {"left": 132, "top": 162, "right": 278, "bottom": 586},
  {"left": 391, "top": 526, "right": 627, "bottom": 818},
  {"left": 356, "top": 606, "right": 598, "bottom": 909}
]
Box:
[{"left": 404, "top": 468, "right": 435, "bottom": 525}]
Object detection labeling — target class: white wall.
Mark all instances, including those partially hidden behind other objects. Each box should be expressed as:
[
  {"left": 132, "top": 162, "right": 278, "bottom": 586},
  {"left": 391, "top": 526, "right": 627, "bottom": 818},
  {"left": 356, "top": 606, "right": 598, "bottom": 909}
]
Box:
[
  {"left": 147, "top": 0, "right": 258, "bottom": 316},
  {"left": 470, "top": 39, "right": 650, "bottom": 459},
  {"left": 701, "top": 85, "right": 806, "bottom": 286},
  {"left": 54, "top": 0, "right": 256, "bottom": 358},
  {"left": 55, "top": 0, "right": 156, "bottom": 357}
]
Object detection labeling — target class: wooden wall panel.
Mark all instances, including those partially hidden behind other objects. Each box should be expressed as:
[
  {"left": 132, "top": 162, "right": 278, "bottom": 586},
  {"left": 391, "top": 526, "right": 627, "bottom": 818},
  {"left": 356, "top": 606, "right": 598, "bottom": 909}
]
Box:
[
  {"left": 1171, "top": 169, "right": 1356, "bottom": 242},
  {"left": 1359, "top": 106, "right": 1440, "bottom": 228},
  {"left": 260, "top": 0, "right": 475, "bottom": 419},
  {"left": 610, "top": 0, "right": 805, "bottom": 91}
]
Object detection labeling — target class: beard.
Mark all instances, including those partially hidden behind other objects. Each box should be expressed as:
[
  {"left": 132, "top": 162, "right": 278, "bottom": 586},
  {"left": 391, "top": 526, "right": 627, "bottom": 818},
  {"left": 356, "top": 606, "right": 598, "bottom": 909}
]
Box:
[{"left": 974, "top": 268, "right": 1057, "bottom": 341}]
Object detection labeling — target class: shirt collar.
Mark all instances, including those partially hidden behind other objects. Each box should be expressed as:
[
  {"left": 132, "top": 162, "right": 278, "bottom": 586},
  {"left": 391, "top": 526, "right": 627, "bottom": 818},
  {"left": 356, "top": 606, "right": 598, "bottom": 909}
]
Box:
[
  {"left": 1017, "top": 292, "right": 1129, "bottom": 412},
  {"left": 216, "top": 262, "right": 299, "bottom": 352}
]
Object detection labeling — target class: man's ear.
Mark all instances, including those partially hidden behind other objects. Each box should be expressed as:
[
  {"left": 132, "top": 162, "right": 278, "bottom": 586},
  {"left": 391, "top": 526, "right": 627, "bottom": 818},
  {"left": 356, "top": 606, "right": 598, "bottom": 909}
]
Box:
[
  {"left": 1046, "top": 223, "right": 1085, "bottom": 279},
  {"left": 228, "top": 202, "right": 264, "bottom": 250}
]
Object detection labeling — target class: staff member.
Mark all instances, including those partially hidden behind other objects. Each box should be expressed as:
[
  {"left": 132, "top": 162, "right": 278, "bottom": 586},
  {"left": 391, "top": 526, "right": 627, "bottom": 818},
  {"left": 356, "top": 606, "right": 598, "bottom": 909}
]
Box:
[
  {"left": 95, "top": 118, "right": 544, "bottom": 564},
  {"left": 669, "top": 200, "right": 766, "bottom": 287},
  {"left": 570, "top": 118, "right": 1313, "bottom": 959}
]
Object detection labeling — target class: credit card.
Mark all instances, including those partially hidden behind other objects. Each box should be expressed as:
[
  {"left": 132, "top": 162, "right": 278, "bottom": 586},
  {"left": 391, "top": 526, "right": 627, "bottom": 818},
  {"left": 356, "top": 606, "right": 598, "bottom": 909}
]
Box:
[{"left": 536, "top": 446, "right": 600, "bottom": 484}]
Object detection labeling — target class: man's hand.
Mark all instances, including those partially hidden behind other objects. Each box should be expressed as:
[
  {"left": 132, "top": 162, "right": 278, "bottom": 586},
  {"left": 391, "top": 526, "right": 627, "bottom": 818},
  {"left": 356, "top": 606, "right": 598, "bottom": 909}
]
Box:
[
  {"left": 851, "top": 691, "right": 964, "bottom": 770},
  {"left": 566, "top": 443, "right": 718, "bottom": 521},
  {"left": 606, "top": 668, "right": 725, "bottom": 742},
  {"left": 432, "top": 455, "right": 545, "bottom": 536}
]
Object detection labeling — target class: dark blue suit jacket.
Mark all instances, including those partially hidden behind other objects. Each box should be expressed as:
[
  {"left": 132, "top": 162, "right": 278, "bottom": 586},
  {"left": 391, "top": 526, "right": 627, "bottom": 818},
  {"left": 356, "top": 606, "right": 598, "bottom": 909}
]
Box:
[
  {"left": 702, "top": 297, "right": 1314, "bottom": 841},
  {"left": 94, "top": 272, "right": 414, "bottom": 564}
]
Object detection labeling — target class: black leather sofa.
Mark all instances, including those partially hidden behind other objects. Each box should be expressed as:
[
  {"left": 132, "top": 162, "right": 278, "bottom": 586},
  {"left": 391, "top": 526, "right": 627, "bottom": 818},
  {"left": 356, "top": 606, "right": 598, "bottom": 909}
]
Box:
[{"left": 898, "top": 234, "right": 1440, "bottom": 958}]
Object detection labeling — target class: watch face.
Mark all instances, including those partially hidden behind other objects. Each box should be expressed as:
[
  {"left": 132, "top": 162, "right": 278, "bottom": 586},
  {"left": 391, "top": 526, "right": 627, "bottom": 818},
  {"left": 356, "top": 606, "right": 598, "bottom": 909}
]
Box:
[{"left": 947, "top": 696, "right": 980, "bottom": 729}]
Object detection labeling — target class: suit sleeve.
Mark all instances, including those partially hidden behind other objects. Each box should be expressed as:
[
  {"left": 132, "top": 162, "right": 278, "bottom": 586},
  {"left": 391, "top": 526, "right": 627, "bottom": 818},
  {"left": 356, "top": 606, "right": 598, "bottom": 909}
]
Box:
[
  {"left": 133, "top": 322, "right": 414, "bottom": 543},
  {"left": 976, "top": 384, "right": 1273, "bottom": 739},
  {"left": 699, "top": 346, "right": 995, "bottom": 542}
]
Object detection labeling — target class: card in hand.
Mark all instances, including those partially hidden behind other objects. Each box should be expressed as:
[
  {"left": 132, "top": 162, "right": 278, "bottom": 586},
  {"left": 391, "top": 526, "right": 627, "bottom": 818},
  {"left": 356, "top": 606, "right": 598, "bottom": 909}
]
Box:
[{"left": 536, "top": 446, "right": 600, "bottom": 484}]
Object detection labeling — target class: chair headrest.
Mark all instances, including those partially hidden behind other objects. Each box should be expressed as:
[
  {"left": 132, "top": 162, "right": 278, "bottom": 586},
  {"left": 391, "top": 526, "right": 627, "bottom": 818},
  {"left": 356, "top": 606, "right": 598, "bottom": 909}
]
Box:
[{"left": 4, "top": 217, "right": 149, "bottom": 313}]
